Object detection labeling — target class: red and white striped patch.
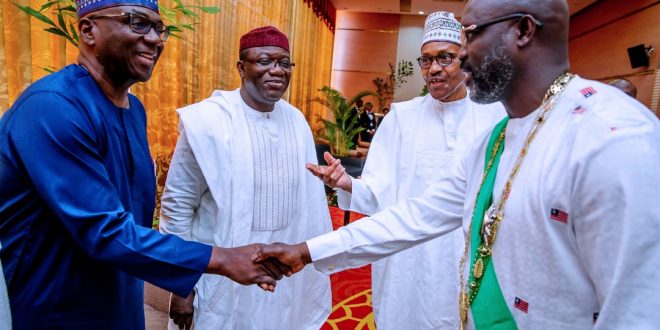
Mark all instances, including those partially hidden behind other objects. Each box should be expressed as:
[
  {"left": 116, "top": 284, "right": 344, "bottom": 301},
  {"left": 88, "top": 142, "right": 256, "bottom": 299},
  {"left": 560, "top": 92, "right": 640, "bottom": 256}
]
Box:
[
  {"left": 514, "top": 297, "right": 529, "bottom": 313},
  {"left": 550, "top": 208, "right": 569, "bottom": 223},
  {"left": 572, "top": 106, "right": 587, "bottom": 114},
  {"left": 580, "top": 87, "right": 597, "bottom": 98}
]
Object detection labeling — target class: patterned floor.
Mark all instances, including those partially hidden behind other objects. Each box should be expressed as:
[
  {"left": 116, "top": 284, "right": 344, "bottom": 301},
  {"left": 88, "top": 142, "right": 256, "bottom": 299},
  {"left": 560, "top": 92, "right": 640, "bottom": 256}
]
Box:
[{"left": 321, "top": 207, "right": 375, "bottom": 330}]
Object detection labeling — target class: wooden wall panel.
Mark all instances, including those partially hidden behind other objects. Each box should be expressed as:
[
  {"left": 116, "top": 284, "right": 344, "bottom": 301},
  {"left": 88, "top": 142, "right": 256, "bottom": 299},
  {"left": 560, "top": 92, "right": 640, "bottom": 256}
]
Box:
[
  {"left": 331, "top": 71, "right": 387, "bottom": 106},
  {"left": 330, "top": 11, "right": 400, "bottom": 102},
  {"left": 333, "top": 30, "right": 399, "bottom": 72},
  {"left": 569, "top": 0, "right": 660, "bottom": 111},
  {"left": 569, "top": 0, "right": 658, "bottom": 39},
  {"left": 335, "top": 11, "right": 400, "bottom": 30}
]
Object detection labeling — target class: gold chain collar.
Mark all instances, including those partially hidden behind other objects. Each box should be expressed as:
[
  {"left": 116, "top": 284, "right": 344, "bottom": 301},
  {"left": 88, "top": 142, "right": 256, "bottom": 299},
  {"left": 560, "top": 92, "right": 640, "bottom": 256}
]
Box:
[{"left": 458, "top": 72, "right": 575, "bottom": 327}]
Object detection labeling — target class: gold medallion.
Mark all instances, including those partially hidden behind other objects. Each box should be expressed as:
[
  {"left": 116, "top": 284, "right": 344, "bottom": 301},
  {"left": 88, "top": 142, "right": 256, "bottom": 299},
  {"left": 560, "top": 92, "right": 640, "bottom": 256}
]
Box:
[
  {"left": 473, "top": 257, "right": 484, "bottom": 279},
  {"left": 459, "top": 293, "right": 468, "bottom": 323},
  {"left": 479, "top": 245, "right": 491, "bottom": 257}
]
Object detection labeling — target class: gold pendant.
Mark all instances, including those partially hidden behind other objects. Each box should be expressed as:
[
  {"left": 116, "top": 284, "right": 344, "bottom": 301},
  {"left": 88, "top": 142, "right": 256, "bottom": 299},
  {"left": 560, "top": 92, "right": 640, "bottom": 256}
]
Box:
[
  {"left": 473, "top": 258, "right": 484, "bottom": 279},
  {"left": 459, "top": 292, "right": 468, "bottom": 323},
  {"left": 479, "top": 245, "right": 491, "bottom": 257}
]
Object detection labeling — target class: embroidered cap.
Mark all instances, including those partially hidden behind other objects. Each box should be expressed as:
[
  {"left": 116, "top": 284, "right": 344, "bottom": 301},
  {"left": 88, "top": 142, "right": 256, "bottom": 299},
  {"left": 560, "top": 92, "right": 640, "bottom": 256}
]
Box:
[
  {"left": 421, "top": 11, "right": 462, "bottom": 47},
  {"left": 240, "top": 26, "right": 289, "bottom": 52},
  {"left": 76, "top": 0, "right": 159, "bottom": 18}
]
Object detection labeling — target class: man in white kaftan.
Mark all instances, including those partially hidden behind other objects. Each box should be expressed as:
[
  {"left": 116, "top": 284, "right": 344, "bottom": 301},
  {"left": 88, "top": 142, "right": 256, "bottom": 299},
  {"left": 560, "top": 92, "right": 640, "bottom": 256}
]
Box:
[
  {"left": 312, "top": 11, "right": 504, "bottom": 329},
  {"left": 257, "top": 1, "right": 660, "bottom": 328},
  {"left": 160, "top": 26, "right": 331, "bottom": 330},
  {"left": 341, "top": 96, "right": 502, "bottom": 329}
]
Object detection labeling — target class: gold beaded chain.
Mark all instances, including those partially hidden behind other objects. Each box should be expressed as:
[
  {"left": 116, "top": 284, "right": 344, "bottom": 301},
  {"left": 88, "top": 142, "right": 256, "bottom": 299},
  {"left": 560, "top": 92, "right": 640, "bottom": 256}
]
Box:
[
  {"left": 457, "top": 128, "right": 505, "bottom": 325},
  {"left": 458, "top": 72, "right": 575, "bottom": 328}
]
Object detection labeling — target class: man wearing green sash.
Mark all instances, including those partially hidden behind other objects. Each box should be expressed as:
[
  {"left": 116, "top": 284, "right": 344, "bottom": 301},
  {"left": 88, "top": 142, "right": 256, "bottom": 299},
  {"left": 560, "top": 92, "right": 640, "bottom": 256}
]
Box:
[{"left": 256, "top": 0, "right": 660, "bottom": 328}]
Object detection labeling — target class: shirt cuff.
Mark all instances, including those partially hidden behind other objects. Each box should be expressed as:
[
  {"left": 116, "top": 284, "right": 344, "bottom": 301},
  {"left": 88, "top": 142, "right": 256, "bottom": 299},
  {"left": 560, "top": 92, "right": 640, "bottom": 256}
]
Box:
[
  {"left": 307, "top": 231, "right": 348, "bottom": 275},
  {"left": 344, "top": 177, "right": 375, "bottom": 214},
  {"left": 336, "top": 188, "right": 352, "bottom": 210}
]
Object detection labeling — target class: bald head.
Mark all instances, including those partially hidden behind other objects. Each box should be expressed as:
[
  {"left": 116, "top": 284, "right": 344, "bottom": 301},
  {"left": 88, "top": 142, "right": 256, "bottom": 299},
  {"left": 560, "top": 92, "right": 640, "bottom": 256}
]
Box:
[
  {"left": 463, "top": 0, "right": 569, "bottom": 53},
  {"left": 609, "top": 78, "right": 637, "bottom": 98},
  {"left": 460, "top": 0, "right": 572, "bottom": 116}
]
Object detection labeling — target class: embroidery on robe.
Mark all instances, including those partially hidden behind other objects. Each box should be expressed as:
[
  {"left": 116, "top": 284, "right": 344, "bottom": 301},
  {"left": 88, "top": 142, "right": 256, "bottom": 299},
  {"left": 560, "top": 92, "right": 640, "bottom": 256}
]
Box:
[{"left": 246, "top": 109, "right": 300, "bottom": 230}]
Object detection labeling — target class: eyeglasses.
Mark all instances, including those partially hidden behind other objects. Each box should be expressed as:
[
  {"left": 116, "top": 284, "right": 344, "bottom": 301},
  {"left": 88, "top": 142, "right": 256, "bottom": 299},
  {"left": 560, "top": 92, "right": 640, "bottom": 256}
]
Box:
[
  {"left": 242, "top": 58, "right": 296, "bottom": 71},
  {"left": 462, "top": 13, "right": 543, "bottom": 41},
  {"left": 88, "top": 12, "right": 170, "bottom": 42},
  {"left": 416, "top": 53, "right": 458, "bottom": 69}
]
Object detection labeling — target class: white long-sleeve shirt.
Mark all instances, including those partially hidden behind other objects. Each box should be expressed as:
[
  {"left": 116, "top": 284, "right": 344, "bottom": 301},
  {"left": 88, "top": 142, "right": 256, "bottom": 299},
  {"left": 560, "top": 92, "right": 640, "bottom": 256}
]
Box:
[{"left": 308, "top": 77, "right": 660, "bottom": 329}]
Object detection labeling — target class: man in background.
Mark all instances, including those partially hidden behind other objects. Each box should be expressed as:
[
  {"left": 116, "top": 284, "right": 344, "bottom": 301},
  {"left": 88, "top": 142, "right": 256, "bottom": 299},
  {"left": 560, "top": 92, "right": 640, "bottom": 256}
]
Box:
[
  {"left": 609, "top": 78, "right": 637, "bottom": 98},
  {"left": 358, "top": 102, "right": 378, "bottom": 142},
  {"left": 0, "top": 2, "right": 283, "bottom": 328},
  {"left": 308, "top": 11, "right": 504, "bottom": 329},
  {"left": 161, "top": 26, "right": 332, "bottom": 330},
  {"left": 349, "top": 98, "right": 364, "bottom": 147}
]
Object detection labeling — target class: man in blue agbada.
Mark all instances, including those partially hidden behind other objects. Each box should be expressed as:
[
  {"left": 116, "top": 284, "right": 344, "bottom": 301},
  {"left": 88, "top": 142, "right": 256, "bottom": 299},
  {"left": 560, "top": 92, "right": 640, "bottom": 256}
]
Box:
[{"left": 0, "top": 0, "right": 290, "bottom": 328}]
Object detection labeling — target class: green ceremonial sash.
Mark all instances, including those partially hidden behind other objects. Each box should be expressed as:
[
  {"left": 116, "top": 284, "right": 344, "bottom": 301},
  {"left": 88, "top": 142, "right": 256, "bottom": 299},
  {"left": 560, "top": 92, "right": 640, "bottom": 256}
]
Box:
[{"left": 469, "top": 117, "right": 518, "bottom": 330}]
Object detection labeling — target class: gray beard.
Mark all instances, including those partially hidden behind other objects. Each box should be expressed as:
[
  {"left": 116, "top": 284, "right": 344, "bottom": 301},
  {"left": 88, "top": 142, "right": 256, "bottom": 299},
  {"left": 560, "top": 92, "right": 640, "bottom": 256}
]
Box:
[{"left": 469, "top": 45, "right": 514, "bottom": 104}]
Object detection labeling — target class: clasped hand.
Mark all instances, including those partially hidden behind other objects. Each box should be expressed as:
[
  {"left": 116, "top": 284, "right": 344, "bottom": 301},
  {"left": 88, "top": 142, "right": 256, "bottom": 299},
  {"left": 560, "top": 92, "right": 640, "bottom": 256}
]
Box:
[
  {"left": 172, "top": 242, "right": 312, "bottom": 329},
  {"left": 252, "top": 242, "right": 312, "bottom": 275},
  {"left": 172, "top": 243, "right": 299, "bottom": 329},
  {"left": 211, "top": 243, "right": 293, "bottom": 292}
]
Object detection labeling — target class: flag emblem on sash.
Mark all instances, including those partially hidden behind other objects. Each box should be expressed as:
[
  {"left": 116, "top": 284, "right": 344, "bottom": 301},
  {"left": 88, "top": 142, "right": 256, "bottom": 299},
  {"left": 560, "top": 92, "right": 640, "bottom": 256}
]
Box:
[
  {"left": 580, "top": 87, "right": 597, "bottom": 97},
  {"left": 572, "top": 106, "right": 587, "bottom": 114},
  {"left": 550, "top": 208, "right": 569, "bottom": 223},
  {"left": 514, "top": 297, "right": 529, "bottom": 313}
]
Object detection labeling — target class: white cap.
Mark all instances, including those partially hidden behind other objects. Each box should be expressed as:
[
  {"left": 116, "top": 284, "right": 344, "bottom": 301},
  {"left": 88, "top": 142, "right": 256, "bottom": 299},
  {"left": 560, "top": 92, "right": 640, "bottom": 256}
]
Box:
[{"left": 421, "top": 11, "right": 462, "bottom": 47}]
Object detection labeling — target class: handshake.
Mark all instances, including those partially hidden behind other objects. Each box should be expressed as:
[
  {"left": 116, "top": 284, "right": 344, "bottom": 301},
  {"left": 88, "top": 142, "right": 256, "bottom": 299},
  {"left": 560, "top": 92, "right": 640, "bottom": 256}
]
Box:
[
  {"left": 170, "top": 242, "right": 313, "bottom": 329},
  {"left": 208, "top": 242, "right": 312, "bottom": 292}
]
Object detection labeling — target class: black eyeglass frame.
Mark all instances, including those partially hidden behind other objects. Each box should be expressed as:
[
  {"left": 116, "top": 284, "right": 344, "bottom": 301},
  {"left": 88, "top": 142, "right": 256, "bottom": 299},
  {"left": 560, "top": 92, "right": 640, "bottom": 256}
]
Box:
[
  {"left": 87, "top": 12, "right": 170, "bottom": 42},
  {"left": 462, "top": 13, "right": 543, "bottom": 40},
  {"left": 416, "top": 53, "right": 459, "bottom": 69},
  {"left": 241, "top": 58, "right": 296, "bottom": 71}
]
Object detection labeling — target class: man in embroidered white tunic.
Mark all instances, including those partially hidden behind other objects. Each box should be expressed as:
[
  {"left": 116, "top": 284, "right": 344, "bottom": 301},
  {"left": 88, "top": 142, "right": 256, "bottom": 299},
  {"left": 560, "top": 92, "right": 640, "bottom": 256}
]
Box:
[
  {"left": 256, "top": 0, "right": 660, "bottom": 329},
  {"left": 160, "top": 26, "right": 331, "bottom": 330},
  {"left": 308, "top": 11, "right": 504, "bottom": 330}
]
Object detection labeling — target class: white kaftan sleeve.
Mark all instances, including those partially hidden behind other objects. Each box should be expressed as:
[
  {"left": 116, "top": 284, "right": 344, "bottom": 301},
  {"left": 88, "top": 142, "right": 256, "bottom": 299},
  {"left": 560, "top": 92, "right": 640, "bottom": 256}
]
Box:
[
  {"left": 160, "top": 128, "right": 209, "bottom": 241},
  {"left": 572, "top": 130, "right": 660, "bottom": 328},
  {"left": 337, "top": 108, "right": 403, "bottom": 215},
  {"left": 307, "top": 148, "right": 468, "bottom": 274},
  {"left": 336, "top": 177, "right": 378, "bottom": 214}
]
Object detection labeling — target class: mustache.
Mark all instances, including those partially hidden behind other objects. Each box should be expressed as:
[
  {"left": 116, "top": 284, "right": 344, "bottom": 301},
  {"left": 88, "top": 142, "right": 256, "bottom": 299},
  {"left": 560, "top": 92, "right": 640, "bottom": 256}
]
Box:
[{"left": 427, "top": 75, "right": 446, "bottom": 83}]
